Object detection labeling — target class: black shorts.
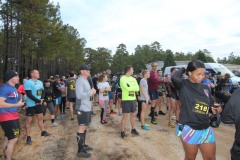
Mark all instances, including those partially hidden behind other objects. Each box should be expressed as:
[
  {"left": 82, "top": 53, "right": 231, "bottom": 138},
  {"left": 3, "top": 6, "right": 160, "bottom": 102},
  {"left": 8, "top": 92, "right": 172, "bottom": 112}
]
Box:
[
  {"left": 158, "top": 91, "right": 163, "bottom": 97},
  {"left": 68, "top": 98, "right": 76, "bottom": 103},
  {"left": 149, "top": 90, "right": 159, "bottom": 100},
  {"left": 122, "top": 100, "right": 137, "bottom": 113},
  {"left": 77, "top": 111, "right": 91, "bottom": 126},
  {"left": 0, "top": 119, "right": 20, "bottom": 140},
  {"left": 26, "top": 105, "right": 43, "bottom": 116},
  {"left": 117, "top": 92, "right": 122, "bottom": 99},
  {"left": 171, "top": 92, "right": 179, "bottom": 100}
]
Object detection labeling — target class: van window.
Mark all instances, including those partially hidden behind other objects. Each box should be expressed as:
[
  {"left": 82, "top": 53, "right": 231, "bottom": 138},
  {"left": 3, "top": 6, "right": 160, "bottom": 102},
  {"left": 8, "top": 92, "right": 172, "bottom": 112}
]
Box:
[{"left": 214, "top": 68, "right": 235, "bottom": 77}]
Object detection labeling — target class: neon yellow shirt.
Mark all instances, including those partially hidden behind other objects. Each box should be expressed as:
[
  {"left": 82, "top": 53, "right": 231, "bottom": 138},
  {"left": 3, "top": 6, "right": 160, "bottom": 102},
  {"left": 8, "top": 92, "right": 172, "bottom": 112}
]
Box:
[{"left": 120, "top": 75, "right": 139, "bottom": 101}]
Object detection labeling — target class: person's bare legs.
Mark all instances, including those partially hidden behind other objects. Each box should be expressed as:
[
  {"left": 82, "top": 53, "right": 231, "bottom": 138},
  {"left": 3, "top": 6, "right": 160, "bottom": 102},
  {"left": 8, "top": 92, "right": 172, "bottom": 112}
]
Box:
[
  {"left": 180, "top": 138, "right": 198, "bottom": 160},
  {"left": 130, "top": 112, "right": 136, "bottom": 129},
  {"left": 37, "top": 113, "right": 44, "bottom": 132},
  {"left": 121, "top": 113, "right": 128, "bottom": 131},
  {"left": 140, "top": 102, "right": 147, "bottom": 126},
  {"left": 69, "top": 102, "right": 74, "bottom": 119},
  {"left": 2, "top": 137, "right": 18, "bottom": 160},
  {"left": 26, "top": 116, "right": 33, "bottom": 136},
  {"left": 199, "top": 142, "right": 216, "bottom": 160}
]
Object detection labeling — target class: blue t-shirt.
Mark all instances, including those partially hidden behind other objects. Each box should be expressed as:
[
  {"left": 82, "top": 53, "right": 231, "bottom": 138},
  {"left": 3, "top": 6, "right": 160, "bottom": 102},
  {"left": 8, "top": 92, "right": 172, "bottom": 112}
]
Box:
[
  {"left": 0, "top": 83, "right": 19, "bottom": 122},
  {"left": 24, "top": 79, "right": 44, "bottom": 107},
  {"left": 201, "top": 78, "right": 211, "bottom": 87}
]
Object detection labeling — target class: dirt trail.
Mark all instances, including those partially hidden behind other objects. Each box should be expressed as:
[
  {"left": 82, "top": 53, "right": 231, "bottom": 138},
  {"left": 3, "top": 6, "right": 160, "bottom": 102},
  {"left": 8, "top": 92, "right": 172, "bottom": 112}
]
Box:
[{"left": 0, "top": 106, "right": 235, "bottom": 160}]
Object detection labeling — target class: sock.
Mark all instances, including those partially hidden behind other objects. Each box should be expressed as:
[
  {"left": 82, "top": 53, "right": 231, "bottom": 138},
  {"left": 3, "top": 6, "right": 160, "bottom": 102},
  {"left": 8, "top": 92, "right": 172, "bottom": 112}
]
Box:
[
  {"left": 77, "top": 132, "right": 84, "bottom": 152},
  {"left": 151, "top": 107, "right": 155, "bottom": 120},
  {"left": 51, "top": 119, "right": 54, "bottom": 124},
  {"left": 101, "top": 108, "right": 104, "bottom": 121},
  {"left": 111, "top": 110, "right": 113, "bottom": 112},
  {"left": 83, "top": 130, "right": 87, "bottom": 146}
]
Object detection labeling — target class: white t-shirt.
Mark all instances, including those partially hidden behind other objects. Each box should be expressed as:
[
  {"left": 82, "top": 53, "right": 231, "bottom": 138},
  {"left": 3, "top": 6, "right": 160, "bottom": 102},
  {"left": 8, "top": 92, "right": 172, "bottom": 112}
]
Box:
[{"left": 97, "top": 82, "right": 110, "bottom": 101}]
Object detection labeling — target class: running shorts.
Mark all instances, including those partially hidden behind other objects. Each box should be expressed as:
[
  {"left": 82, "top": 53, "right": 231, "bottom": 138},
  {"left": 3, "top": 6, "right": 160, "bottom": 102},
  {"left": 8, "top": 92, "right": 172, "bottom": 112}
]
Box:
[
  {"left": 77, "top": 110, "right": 91, "bottom": 126},
  {"left": 0, "top": 119, "right": 20, "bottom": 140},
  {"left": 54, "top": 97, "right": 62, "bottom": 105},
  {"left": 26, "top": 105, "right": 43, "bottom": 116},
  {"left": 122, "top": 100, "right": 137, "bottom": 113},
  {"left": 67, "top": 98, "right": 76, "bottom": 103},
  {"left": 176, "top": 123, "right": 215, "bottom": 144},
  {"left": 108, "top": 92, "right": 113, "bottom": 100},
  {"left": 149, "top": 90, "right": 159, "bottom": 100}
]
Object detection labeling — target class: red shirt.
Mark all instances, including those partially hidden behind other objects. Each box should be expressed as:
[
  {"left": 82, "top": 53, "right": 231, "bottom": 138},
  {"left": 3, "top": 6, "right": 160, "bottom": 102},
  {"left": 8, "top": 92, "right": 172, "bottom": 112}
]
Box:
[{"left": 148, "top": 70, "right": 164, "bottom": 91}]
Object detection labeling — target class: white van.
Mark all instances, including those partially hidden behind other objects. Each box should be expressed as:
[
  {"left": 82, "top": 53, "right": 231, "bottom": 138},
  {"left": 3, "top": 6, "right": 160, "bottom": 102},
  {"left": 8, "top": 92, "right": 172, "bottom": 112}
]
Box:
[
  {"left": 204, "top": 63, "right": 240, "bottom": 90},
  {"left": 164, "top": 63, "right": 240, "bottom": 89}
]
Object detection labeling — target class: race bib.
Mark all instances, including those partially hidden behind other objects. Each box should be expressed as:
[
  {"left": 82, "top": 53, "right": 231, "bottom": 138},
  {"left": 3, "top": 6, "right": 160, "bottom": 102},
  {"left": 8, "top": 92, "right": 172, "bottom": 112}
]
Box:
[
  {"left": 103, "top": 91, "right": 108, "bottom": 96},
  {"left": 47, "top": 96, "right": 52, "bottom": 101},
  {"left": 37, "top": 90, "right": 42, "bottom": 96},
  {"left": 192, "top": 101, "right": 209, "bottom": 115},
  {"left": 129, "top": 91, "right": 134, "bottom": 97}
]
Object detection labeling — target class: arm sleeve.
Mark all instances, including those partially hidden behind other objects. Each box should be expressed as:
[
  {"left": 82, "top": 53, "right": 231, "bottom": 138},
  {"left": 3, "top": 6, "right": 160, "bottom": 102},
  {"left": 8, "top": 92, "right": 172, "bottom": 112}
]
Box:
[
  {"left": 171, "top": 67, "right": 185, "bottom": 90},
  {"left": 25, "top": 90, "right": 41, "bottom": 103},
  {"left": 75, "top": 79, "right": 92, "bottom": 99},
  {"left": 41, "top": 89, "right": 45, "bottom": 100}
]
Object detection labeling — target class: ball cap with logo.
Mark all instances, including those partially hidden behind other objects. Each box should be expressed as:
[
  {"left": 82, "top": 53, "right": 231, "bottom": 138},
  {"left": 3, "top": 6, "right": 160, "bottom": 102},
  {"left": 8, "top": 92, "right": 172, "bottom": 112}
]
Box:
[{"left": 4, "top": 70, "right": 18, "bottom": 82}]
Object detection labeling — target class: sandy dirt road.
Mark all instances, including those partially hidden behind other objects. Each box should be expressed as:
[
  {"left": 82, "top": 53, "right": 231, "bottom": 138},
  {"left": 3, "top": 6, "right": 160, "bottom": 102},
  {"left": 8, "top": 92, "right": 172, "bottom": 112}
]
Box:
[{"left": 0, "top": 106, "right": 235, "bottom": 160}]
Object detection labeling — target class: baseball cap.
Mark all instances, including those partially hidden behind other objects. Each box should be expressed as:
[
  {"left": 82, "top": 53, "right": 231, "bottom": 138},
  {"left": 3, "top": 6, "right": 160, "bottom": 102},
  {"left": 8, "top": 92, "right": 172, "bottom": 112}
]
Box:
[
  {"left": 44, "top": 79, "right": 50, "bottom": 83},
  {"left": 79, "top": 64, "right": 91, "bottom": 71},
  {"left": 4, "top": 70, "right": 18, "bottom": 82},
  {"left": 205, "top": 71, "right": 211, "bottom": 75}
]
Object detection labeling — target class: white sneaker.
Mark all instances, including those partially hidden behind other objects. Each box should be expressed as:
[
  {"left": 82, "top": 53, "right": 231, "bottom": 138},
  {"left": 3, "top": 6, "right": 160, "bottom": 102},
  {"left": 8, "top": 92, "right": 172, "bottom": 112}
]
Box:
[
  {"left": 171, "top": 115, "right": 176, "bottom": 120},
  {"left": 51, "top": 122, "right": 58, "bottom": 127}
]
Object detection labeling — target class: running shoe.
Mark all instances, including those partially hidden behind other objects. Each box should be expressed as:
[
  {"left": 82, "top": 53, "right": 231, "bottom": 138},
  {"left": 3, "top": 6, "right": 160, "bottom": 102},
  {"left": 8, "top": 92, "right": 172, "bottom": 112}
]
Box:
[
  {"left": 110, "top": 110, "right": 117, "bottom": 114},
  {"left": 118, "top": 112, "right": 122, "bottom": 116},
  {"left": 159, "top": 111, "right": 166, "bottom": 115},
  {"left": 104, "top": 119, "right": 108, "bottom": 123},
  {"left": 121, "top": 131, "right": 126, "bottom": 139},
  {"left": 151, "top": 119, "right": 157, "bottom": 125},
  {"left": 168, "top": 121, "right": 176, "bottom": 128},
  {"left": 55, "top": 116, "right": 62, "bottom": 120},
  {"left": 70, "top": 117, "right": 74, "bottom": 121},
  {"left": 131, "top": 129, "right": 139, "bottom": 135},
  {"left": 83, "top": 145, "right": 93, "bottom": 151},
  {"left": 77, "top": 150, "right": 91, "bottom": 158},
  {"left": 144, "top": 123, "right": 150, "bottom": 127},
  {"left": 171, "top": 115, "right": 176, "bottom": 120},
  {"left": 141, "top": 125, "right": 151, "bottom": 130},
  {"left": 91, "top": 111, "right": 96, "bottom": 115},
  {"left": 41, "top": 131, "right": 50, "bottom": 137},
  {"left": 101, "top": 120, "right": 107, "bottom": 124},
  {"left": 26, "top": 136, "right": 32, "bottom": 145},
  {"left": 51, "top": 122, "right": 58, "bottom": 127},
  {"left": 155, "top": 112, "right": 158, "bottom": 116}
]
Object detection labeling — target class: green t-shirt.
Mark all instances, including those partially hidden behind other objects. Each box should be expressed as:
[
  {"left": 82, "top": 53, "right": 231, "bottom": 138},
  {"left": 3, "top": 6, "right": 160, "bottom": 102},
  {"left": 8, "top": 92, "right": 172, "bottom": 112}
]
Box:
[{"left": 120, "top": 75, "right": 139, "bottom": 101}]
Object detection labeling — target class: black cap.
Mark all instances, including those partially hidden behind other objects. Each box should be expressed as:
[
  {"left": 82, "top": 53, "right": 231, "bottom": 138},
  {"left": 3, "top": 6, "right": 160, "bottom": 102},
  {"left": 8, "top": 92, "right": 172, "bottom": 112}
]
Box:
[
  {"left": 79, "top": 64, "right": 91, "bottom": 71},
  {"left": 4, "top": 70, "right": 18, "bottom": 82},
  {"left": 44, "top": 79, "right": 50, "bottom": 83}
]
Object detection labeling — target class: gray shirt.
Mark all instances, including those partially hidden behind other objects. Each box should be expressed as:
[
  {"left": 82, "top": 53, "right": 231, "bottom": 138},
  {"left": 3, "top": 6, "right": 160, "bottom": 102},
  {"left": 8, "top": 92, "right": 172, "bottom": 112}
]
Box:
[
  {"left": 140, "top": 78, "right": 149, "bottom": 100},
  {"left": 65, "top": 77, "right": 76, "bottom": 98},
  {"left": 75, "top": 76, "right": 93, "bottom": 111}
]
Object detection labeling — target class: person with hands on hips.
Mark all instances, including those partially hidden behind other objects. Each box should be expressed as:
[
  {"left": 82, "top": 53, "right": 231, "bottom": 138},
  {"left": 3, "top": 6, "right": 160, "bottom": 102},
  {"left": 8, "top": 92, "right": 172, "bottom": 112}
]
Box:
[{"left": 171, "top": 60, "right": 222, "bottom": 160}]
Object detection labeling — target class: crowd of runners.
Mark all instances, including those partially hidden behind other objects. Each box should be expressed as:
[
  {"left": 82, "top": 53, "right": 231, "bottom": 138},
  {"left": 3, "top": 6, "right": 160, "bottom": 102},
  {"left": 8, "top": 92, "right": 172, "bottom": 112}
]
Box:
[{"left": 0, "top": 60, "right": 240, "bottom": 160}]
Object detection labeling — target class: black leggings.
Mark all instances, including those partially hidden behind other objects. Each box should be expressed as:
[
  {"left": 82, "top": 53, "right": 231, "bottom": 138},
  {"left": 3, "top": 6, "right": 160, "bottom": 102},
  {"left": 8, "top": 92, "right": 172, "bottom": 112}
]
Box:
[{"left": 60, "top": 97, "right": 66, "bottom": 113}]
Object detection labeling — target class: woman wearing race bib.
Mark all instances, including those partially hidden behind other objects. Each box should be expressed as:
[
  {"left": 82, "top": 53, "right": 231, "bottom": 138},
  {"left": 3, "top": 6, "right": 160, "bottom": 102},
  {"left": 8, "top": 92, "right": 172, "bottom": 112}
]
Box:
[{"left": 172, "top": 60, "right": 222, "bottom": 160}]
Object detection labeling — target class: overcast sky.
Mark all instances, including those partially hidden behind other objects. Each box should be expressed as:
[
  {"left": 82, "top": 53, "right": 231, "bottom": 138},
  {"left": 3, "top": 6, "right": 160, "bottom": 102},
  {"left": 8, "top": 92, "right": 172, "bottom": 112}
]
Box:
[{"left": 52, "top": 0, "right": 240, "bottom": 60}]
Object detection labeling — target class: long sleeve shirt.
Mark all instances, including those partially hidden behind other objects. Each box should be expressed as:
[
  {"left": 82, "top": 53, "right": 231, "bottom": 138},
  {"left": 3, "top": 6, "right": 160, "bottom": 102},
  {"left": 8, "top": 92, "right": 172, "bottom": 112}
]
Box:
[
  {"left": 120, "top": 75, "right": 139, "bottom": 101},
  {"left": 75, "top": 76, "right": 93, "bottom": 111},
  {"left": 148, "top": 70, "right": 164, "bottom": 91},
  {"left": 171, "top": 68, "right": 214, "bottom": 130}
]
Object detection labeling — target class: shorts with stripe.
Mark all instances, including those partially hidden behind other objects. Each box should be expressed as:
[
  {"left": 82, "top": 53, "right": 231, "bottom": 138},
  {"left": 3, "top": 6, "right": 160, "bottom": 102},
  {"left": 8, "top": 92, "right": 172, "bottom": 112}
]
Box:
[{"left": 176, "top": 123, "right": 215, "bottom": 144}]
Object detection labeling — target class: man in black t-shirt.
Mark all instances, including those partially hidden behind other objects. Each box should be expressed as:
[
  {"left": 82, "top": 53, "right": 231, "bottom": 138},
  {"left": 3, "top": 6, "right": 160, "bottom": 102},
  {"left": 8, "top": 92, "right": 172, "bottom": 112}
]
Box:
[{"left": 136, "top": 70, "right": 143, "bottom": 120}]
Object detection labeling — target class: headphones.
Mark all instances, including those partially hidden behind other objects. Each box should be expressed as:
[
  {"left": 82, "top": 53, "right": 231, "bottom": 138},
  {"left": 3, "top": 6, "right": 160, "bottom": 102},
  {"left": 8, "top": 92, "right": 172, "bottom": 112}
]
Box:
[{"left": 209, "top": 110, "right": 221, "bottom": 128}]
